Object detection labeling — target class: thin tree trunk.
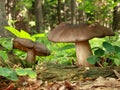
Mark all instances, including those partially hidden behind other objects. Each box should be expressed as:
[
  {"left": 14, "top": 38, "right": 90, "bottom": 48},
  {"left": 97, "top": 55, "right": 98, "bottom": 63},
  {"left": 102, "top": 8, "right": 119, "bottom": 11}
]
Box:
[
  {"left": 0, "top": 0, "right": 12, "bottom": 37},
  {"left": 64, "top": 0, "right": 68, "bottom": 22},
  {"left": 112, "top": 0, "right": 120, "bottom": 31},
  {"left": 57, "top": 0, "right": 61, "bottom": 24},
  {"left": 71, "top": 0, "right": 76, "bottom": 24},
  {"left": 35, "top": 0, "right": 43, "bottom": 32}
]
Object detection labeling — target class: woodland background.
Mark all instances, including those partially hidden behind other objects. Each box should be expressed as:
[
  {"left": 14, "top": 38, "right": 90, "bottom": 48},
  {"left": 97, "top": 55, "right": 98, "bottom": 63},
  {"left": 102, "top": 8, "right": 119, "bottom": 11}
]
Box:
[
  {"left": 0, "top": 0, "right": 120, "bottom": 36},
  {"left": 0, "top": 0, "right": 120, "bottom": 89}
]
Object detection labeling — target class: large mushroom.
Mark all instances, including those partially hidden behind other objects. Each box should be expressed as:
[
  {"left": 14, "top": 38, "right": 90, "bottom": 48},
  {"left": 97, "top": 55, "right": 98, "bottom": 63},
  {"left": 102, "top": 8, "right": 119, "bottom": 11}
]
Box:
[
  {"left": 13, "top": 38, "right": 50, "bottom": 64},
  {"left": 48, "top": 22, "right": 114, "bottom": 67}
]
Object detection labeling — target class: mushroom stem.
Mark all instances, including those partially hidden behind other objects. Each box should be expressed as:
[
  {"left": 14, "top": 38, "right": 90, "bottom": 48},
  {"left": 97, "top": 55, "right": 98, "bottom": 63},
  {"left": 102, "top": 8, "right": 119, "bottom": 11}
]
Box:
[
  {"left": 75, "top": 41, "right": 92, "bottom": 67},
  {"left": 26, "top": 50, "right": 35, "bottom": 64}
]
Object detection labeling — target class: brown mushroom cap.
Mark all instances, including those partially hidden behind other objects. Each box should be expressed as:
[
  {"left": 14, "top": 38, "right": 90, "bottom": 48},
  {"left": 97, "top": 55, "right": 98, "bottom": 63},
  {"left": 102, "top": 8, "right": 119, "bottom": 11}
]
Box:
[
  {"left": 13, "top": 38, "right": 34, "bottom": 51},
  {"left": 34, "top": 42, "right": 50, "bottom": 56},
  {"left": 48, "top": 22, "right": 115, "bottom": 43},
  {"left": 13, "top": 38, "right": 50, "bottom": 56}
]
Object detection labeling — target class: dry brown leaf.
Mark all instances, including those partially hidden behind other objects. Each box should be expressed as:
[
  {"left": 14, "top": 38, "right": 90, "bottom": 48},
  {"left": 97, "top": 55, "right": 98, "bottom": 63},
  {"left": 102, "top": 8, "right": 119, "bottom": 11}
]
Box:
[{"left": 113, "top": 70, "right": 120, "bottom": 78}]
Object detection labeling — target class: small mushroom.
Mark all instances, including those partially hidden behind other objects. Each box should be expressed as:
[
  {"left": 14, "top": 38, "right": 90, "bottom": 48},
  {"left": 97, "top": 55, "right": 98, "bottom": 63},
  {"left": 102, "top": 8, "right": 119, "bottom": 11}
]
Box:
[
  {"left": 48, "top": 22, "right": 114, "bottom": 67},
  {"left": 13, "top": 38, "right": 50, "bottom": 64}
]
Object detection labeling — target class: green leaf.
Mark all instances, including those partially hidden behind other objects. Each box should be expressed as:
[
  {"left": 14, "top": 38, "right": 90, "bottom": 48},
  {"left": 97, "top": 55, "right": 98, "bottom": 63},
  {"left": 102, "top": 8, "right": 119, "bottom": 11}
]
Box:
[
  {"left": 16, "top": 68, "right": 27, "bottom": 76},
  {"left": 20, "top": 30, "right": 35, "bottom": 41},
  {"left": 115, "top": 52, "right": 120, "bottom": 59},
  {"left": 5, "top": 26, "right": 35, "bottom": 41},
  {"left": 7, "top": 71, "right": 18, "bottom": 81},
  {"left": 27, "top": 70, "right": 37, "bottom": 78},
  {"left": 114, "top": 59, "right": 120, "bottom": 66},
  {"left": 59, "top": 44, "right": 75, "bottom": 50},
  {"left": 0, "top": 67, "right": 13, "bottom": 77},
  {"left": 114, "top": 45, "right": 120, "bottom": 53},
  {"left": 1, "top": 38, "right": 13, "bottom": 50},
  {"left": 0, "top": 67, "right": 18, "bottom": 81},
  {"left": 32, "top": 33, "right": 45, "bottom": 38},
  {"left": 16, "top": 68, "right": 37, "bottom": 78},
  {"left": 4, "top": 26, "right": 20, "bottom": 37},
  {"left": 0, "top": 51, "right": 8, "bottom": 60},
  {"left": 87, "top": 55, "right": 100, "bottom": 65},
  {"left": 94, "top": 48, "right": 105, "bottom": 57},
  {"left": 103, "top": 42, "right": 115, "bottom": 52},
  {"left": 25, "top": 68, "right": 37, "bottom": 78}
]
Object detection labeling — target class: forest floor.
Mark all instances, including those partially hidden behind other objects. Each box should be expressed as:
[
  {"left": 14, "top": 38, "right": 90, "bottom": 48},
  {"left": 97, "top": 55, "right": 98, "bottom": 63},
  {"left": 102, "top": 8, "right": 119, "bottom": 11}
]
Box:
[{"left": 1, "top": 63, "right": 120, "bottom": 90}]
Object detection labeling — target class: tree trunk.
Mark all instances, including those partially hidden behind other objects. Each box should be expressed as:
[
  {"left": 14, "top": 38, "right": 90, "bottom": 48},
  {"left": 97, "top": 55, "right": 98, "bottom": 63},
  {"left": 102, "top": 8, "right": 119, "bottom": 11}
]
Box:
[
  {"left": 35, "top": 0, "right": 43, "bottom": 32},
  {"left": 0, "top": 0, "right": 12, "bottom": 37},
  {"left": 112, "top": 0, "right": 120, "bottom": 31},
  {"left": 63, "top": 0, "right": 69, "bottom": 22},
  {"left": 5, "top": 0, "right": 16, "bottom": 20},
  {"left": 71, "top": 0, "right": 76, "bottom": 24},
  {"left": 57, "top": 0, "right": 61, "bottom": 24}
]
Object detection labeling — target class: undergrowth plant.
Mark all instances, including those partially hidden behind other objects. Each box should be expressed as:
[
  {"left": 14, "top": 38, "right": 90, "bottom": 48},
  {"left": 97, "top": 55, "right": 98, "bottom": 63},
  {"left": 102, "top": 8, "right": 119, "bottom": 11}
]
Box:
[
  {"left": 0, "top": 66, "right": 36, "bottom": 81},
  {"left": 0, "top": 37, "right": 36, "bottom": 81},
  {"left": 87, "top": 41, "right": 120, "bottom": 67}
]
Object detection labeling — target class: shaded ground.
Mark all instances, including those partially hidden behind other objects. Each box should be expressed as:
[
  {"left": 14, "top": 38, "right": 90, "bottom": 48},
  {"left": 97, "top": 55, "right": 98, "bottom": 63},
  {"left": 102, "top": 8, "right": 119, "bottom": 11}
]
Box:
[
  {"left": 1, "top": 63, "right": 120, "bottom": 90},
  {"left": 36, "top": 63, "right": 118, "bottom": 81}
]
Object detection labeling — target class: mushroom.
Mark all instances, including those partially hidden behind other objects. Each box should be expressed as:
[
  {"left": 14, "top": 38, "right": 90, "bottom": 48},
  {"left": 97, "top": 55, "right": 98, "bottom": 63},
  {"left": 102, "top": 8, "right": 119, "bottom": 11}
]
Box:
[
  {"left": 13, "top": 38, "right": 50, "bottom": 64},
  {"left": 48, "top": 22, "right": 114, "bottom": 67}
]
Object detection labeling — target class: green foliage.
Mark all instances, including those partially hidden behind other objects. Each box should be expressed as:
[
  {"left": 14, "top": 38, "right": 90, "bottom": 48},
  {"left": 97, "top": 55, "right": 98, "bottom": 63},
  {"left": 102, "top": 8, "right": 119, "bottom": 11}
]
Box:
[
  {"left": 0, "top": 66, "right": 18, "bottom": 81},
  {"left": 0, "top": 66, "right": 36, "bottom": 81},
  {"left": 87, "top": 55, "right": 100, "bottom": 65},
  {"left": 94, "top": 48, "right": 105, "bottom": 57},
  {"left": 0, "top": 37, "right": 37, "bottom": 81},
  {"left": 0, "top": 37, "right": 13, "bottom": 51},
  {"left": 78, "top": 0, "right": 116, "bottom": 24},
  {"left": 59, "top": 44, "right": 75, "bottom": 51},
  {"left": 87, "top": 41, "right": 120, "bottom": 66},
  {"left": 79, "top": 0, "right": 96, "bottom": 13},
  {"left": 16, "top": 0, "right": 34, "bottom": 10},
  {"left": 37, "top": 42, "right": 76, "bottom": 65},
  {"left": 0, "top": 51, "right": 8, "bottom": 60},
  {"left": 5, "top": 26, "right": 35, "bottom": 41},
  {"left": 16, "top": 68, "right": 37, "bottom": 78},
  {"left": 103, "top": 42, "right": 115, "bottom": 53}
]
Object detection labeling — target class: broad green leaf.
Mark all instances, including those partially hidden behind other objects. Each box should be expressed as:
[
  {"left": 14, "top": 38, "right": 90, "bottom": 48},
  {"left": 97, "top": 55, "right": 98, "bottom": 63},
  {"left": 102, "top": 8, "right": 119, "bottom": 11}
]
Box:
[
  {"left": 5, "top": 26, "right": 35, "bottom": 41},
  {"left": 16, "top": 68, "right": 27, "bottom": 76},
  {"left": 115, "top": 52, "right": 120, "bottom": 59},
  {"left": 1, "top": 38, "right": 13, "bottom": 50},
  {"left": 114, "top": 59, "right": 120, "bottom": 66},
  {"left": 59, "top": 44, "right": 75, "bottom": 50},
  {"left": 0, "top": 67, "right": 13, "bottom": 77},
  {"left": 27, "top": 70, "right": 37, "bottom": 78},
  {"left": 16, "top": 68, "right": 36, "bottom": 78},
  {"left": 25, "top": 68, "right": 37, "bottom": 78},
  {"left": 87, "top": 55, "right": 100, "bottom": 65},
  {"left": 114, "top": 45, "right": 120, "bottom": 53},
  {"left": 103, "top": 42, "right": 115, "bottom": 53},
  {"left": 94, "top": 48, "right": 105, "bottom": 57},
  {"left": 0, "top": 67, "right": 18, "bottom": 81},
  {"left": 7, "top": 71, "right": 18, "bottom": 81},
  {"left": 0, "top": 67, "right": 6, "bottom": 76},
  {"left": 0, "top": 51, "right": 8, "bottom": 60},
  {"left": 4, "top": 26, "right": 20, "bottom": 37},
  {"left": 0, "top": 38, "right": 6, "bottom": 44},
  {"left": 19, "top": 30, "right": 35, "bottom": 41}
]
